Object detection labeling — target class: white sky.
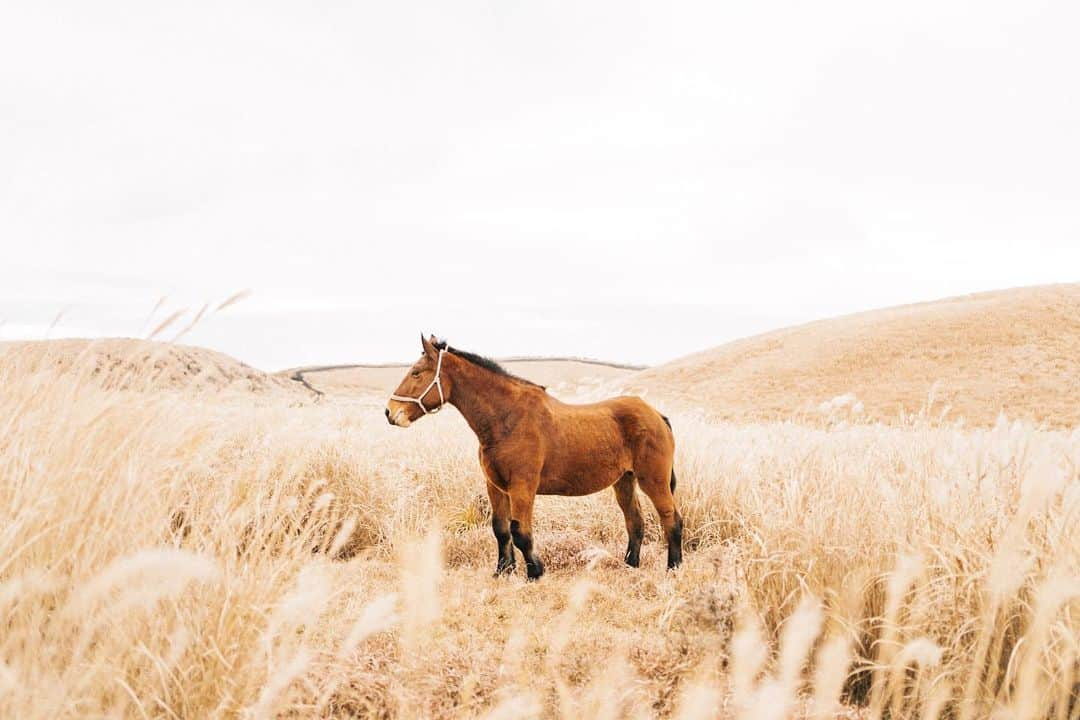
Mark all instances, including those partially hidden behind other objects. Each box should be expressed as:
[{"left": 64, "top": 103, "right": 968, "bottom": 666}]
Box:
[{"left": 2, "top": 1, "right": 1078, "bottom": 369}]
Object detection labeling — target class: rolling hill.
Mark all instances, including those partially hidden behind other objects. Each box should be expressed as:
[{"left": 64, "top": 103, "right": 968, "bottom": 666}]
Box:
[
  {"left": 617, "top": 284, "right": 1080, "bottom": 427},
  {"left": 0, "top": 338, "right": 303, "bottom": 396}
]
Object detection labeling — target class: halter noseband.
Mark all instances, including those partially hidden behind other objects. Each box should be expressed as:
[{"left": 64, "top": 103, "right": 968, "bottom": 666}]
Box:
[{"left": 389, "top": 348, "right": 446, "bottom": 415}]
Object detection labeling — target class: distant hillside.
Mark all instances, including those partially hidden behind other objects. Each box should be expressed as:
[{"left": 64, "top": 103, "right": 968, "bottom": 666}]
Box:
[
  {"left": 0, "top": 338, "right": 302, "bottom": 396},
  {"left": 282, "top": 358, "right": 640, "bottom": 398},
  {"left": 619, "top": 284, "right": 1080, "bottom": 427},
  {"left": 8, "top": 285, "right": 1078, "bottom": 426}
]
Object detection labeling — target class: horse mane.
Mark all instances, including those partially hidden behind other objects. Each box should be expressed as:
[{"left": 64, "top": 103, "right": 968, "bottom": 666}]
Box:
[{"left": 432, "top": 339, "right": 545, "bottom": 390}]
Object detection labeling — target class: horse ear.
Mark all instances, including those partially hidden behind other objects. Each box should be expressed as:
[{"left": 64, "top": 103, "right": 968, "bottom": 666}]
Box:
[{"left": 420, "top": 333, "right": 436, "bottom": 358}]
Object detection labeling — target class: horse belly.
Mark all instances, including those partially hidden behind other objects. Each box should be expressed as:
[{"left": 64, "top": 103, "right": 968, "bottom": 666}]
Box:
[
  {"left": 537, "top": 458, "right": 625, "bottom": 496},
  {"left": 536, "top": 411, "right": 632, "bottom": 496}
]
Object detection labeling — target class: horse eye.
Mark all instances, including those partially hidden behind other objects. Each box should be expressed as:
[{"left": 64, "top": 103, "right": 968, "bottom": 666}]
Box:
[{"left": 411, "top": 371, "right": 420, "bottom": 378}]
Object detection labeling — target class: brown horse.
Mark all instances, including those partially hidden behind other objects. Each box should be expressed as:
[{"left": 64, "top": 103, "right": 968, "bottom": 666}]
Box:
[{"left": 386, "top": 335, "right": 682, "bottom": 580}]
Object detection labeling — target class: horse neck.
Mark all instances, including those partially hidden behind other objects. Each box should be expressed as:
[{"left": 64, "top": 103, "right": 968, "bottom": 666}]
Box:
[{"left": 445, "top": 356, "right": 526, "bottom": 446}]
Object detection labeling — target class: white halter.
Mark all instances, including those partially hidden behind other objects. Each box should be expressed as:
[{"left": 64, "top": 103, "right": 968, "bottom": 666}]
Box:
[{"left": 389, "top": 348, "right": 446, "bottom": 414}]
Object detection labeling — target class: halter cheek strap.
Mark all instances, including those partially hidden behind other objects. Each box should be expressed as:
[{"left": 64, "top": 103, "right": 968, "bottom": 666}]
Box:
[{"left": 389, "top": 348, "right": 446, "bottom": 415}]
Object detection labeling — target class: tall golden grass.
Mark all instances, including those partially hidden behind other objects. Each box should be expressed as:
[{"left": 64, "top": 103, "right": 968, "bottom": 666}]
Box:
[{"left": 1, "top": 343, "right": 1077, "bottom": 719}]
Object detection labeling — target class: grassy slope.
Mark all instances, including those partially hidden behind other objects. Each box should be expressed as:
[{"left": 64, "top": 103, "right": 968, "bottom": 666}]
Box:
[{"left": 621, "top": 284, "right": 1080, "bottom": 427}]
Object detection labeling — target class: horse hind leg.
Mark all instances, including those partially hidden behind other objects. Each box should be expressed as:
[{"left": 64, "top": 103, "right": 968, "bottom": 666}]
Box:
[
  {"left": 637, "top": 467, "right": 683, "bottom": 570},
  {"left": 613, "top": 471, "right": 644, "bottom": 567}
]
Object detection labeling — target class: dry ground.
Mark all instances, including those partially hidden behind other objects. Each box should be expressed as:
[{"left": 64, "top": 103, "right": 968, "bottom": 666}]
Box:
[{"left": 2, "top": 287, "right": 1079, "bottom": 719}]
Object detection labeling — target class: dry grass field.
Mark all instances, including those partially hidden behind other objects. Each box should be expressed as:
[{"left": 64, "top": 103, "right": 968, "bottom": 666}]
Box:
[{"left": 1, "top": 287, "right": 1079, "bottom": 719}]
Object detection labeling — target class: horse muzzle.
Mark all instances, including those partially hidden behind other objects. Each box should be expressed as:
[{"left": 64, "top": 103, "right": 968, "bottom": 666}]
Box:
[{"left": 385, "top": 404, "right": 412, "bottom": 427}]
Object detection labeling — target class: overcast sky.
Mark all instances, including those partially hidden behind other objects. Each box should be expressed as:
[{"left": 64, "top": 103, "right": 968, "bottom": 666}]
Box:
[{"left": 2, "top": 1, "right": 1078, "bottom": 369}]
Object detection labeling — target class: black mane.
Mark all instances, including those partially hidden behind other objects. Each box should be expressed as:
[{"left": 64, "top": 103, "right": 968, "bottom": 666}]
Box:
[{"left": 432, "top": 339, "right": 544, "bottom": 389}]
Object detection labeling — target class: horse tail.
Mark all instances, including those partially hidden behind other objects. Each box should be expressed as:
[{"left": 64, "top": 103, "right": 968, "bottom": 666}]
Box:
[{"left": 660, "top": 414, "right": 676, "bottom": 493}]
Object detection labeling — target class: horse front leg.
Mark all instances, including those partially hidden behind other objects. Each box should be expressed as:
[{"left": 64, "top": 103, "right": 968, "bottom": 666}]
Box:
[
  {"left": 486, "top": 482, "right": 516, "bottom": 576},
  {"left": 508, "top": 484, "right": 544, "bottom": 580}
]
